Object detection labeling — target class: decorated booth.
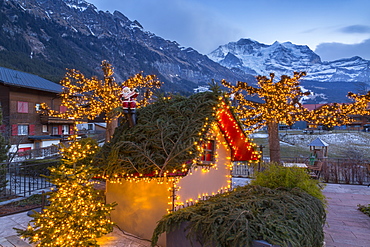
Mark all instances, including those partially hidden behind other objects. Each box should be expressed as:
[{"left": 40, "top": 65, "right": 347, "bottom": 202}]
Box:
[{"left": 97, "top": 91, "right": 259, "bottom": 246}]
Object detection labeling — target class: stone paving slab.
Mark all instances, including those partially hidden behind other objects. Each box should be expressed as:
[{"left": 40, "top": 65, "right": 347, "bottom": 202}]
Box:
[
  {"left": 0, "top": 211, "right": 152, "bottom": 247},
  {"left": 323, "top": 183, "right": 370, "bottom": 247}
]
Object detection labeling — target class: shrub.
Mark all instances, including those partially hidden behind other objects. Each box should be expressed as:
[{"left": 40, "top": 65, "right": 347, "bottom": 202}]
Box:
[
  {"left": 152, "top": 185, "right": 326, "bottom": 247},
  {"left": 358, "top": 204, "right": 370, "bottom": 217},
  {"left": 251, "top": 163, "right": 326, "bottom": 202}
]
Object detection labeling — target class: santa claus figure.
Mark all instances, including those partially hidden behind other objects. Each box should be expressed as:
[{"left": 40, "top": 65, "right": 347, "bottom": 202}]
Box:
[
  {"left": 119, "top": 86, "right": 139, "bottom": 127},
  {"left": 120, "top": 86, "right": 139, "bottom": 109}
]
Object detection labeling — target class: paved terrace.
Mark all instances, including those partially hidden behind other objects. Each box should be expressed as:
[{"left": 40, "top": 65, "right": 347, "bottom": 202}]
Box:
[{"left": 0, "top": 183, "right": 369, "bottom": 246}]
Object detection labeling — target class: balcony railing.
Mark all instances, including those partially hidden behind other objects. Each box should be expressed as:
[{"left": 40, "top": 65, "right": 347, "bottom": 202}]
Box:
[
  {"left": 40, "top": 115, "right": 75, "bottom": 124},
  {"left": 9, "top": 145, "right": 60, "bottom": 162}
]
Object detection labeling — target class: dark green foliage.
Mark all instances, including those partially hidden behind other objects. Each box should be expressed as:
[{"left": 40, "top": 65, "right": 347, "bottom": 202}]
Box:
[
  {"left": 13, "top": 194, "right": 43, "bottom": 207},
  {"left": 97, "top": 91, "right": 221, "bottom": 176},
  {"left": 251, "top": 163, "right": 326, "bottom": 202},
  {"left": 152, "top": 185, "right": 326, "bottom": 247},
  {"left": 0, "top": 104, "right": 9, "bottom": 162},
  {"left": 0, "top": 104, "right": 10, "bottom": 194},
  {"left": 358, "top": 204, "right": 370, "bottom": 217}
]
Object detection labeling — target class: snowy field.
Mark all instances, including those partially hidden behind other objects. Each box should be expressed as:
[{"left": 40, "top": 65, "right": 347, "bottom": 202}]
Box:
[
  {"left": 232, "top": 177, "right": 252, "bottom": 188},
  {"left": 251, "top": 131, "right": 370, "bottom": 159}
]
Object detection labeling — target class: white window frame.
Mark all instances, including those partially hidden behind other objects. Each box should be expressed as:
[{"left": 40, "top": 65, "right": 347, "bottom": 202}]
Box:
[
  {"left": 18, "top": 125, "right": 28, "bottom": 135},
  {"left": 62, "top": 125, "right": 69, "bottom": 135}
]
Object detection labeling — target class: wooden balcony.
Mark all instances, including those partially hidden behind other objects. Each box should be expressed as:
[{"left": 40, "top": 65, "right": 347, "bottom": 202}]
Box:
[{"left": 40, "top": 115, "right": 75, "bottom": 124}]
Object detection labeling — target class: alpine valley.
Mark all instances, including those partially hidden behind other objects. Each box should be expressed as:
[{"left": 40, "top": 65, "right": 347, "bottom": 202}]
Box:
[{"left": 0, "top": 0, "right": 369, "bottom": 102}]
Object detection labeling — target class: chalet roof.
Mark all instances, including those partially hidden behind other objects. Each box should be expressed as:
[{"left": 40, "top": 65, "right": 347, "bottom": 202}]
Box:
[
  {"left": 98, "top": 91, "right": 257, "bottom": 177},
  {"left": 0, "top": 66, "right": 62, "bottom": 93},
  {"left": 308, "top": 137, "right": 329, "bottom": 147}
]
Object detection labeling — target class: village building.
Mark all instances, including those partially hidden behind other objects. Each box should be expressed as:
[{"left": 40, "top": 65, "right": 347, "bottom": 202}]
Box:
[
  {"left": 0, "top": 66, "right": 73, "bottom": 156},
  {"left": 98, "top": 91, "right": 259, "bottom": 246}
]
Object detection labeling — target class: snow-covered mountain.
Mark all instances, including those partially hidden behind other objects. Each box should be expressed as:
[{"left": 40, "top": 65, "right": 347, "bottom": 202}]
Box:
[
  {"left": 208, "top": 38, "right": 370, "bottom": 83},
  {"left": 0, "top": 0, "right": 247, "bottom": 93}
]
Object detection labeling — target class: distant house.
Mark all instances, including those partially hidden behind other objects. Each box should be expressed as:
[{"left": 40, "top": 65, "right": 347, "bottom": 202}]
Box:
[
  {"left": 0, "top": 66, "right": 74, "bottom": 155},
  {"left": 99, "top": 92, "right": 259, "bottom": 246}
]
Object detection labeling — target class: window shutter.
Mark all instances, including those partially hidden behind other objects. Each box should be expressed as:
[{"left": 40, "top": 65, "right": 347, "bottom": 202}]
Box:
[
  {"left": 29, "top": 124, "right": 35, "bottom": 135},
  {"left": 12, "top": 125, "right": 18, "bottom": 136},
  {"left": 58, "top": 125, "right": 63, "bottom": 135},
  {"left": 17, "top": 101, "right": 29, "bottom": 113},
  {"left": 60, "top": 105, "right": 67, "bottom": 113},
  {"left": 69, "top": 125, "right": 74, "bottom": 135}
]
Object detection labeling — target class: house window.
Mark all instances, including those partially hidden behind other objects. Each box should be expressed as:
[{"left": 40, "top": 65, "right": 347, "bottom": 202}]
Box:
[
  {"left": 200, "top": 140, "right": 215, "bottom": 163},
  {"left": 17, "top": 101, "right": 28, "bottom": 113},
  {"left": 88, "top": 123, "right": 93, "bottom": 130},
  {"left": 35, "top": 103, "right": 41, "bottom": 111},
  {"left": 42, "top": 125, "right": 48, "bottom": 132},
  {"left": 18, "top": 125, "right": 29, "bottom": 135},
  {"left": 52, "top": 126, "right": 59, "bottom": 135},
  {"left": 62, "top": 125, "right": 69, "bottom": 135}
]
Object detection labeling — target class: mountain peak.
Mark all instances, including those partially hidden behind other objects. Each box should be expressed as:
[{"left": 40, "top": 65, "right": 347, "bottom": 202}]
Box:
[
  {"left": 208, "top": 38, "right": 368, "bottom": 83},
  {"left": 236, "top": 38, "right": 259, "bottom": 45},
  {"left": 208, "top": 38, "right": 322, "bottom": 76}
]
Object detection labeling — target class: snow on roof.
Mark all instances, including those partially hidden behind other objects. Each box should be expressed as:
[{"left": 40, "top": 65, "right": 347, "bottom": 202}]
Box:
[{"left": 308, "top": 137, "right": 329, "bottom": 147}]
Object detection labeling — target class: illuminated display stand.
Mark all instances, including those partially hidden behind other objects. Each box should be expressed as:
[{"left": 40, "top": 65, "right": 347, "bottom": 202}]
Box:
[{"left": 104, "top": 98, "right": 259, "bottom": 246}]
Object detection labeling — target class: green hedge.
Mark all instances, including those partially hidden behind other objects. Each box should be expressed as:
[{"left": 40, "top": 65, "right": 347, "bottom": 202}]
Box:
[
  {"left": 358, "top": 204, "right": 370, "bottom": 217},
  {"left": 251, "top": 163, "right": 326, "bottom": 202},
  {"left": 152, "top": 185, "right": 326, "bottom": 247}
]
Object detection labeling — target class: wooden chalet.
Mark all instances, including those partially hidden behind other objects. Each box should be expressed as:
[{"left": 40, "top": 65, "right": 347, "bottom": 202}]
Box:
[{"left": 0, "top": 66, "right": 73, "bottom": 155}]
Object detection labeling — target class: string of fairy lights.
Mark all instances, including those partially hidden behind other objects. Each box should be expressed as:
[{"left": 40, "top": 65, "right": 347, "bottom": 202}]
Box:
[
  {"left": 17, "top": 134, "right": 116, "bottom": 246},
  {"left": 101, "top": 98, "right": 259, "bottom": 213},
  {"left": 221, "top": 72, "right": 370, "bottom": 133},
  {"left": 39, "top": 61, "right": 162, "bottom": 126}
]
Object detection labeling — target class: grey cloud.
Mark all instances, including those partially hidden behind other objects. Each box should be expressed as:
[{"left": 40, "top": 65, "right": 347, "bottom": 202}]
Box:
[
  {"left": 315, "top": 39, "right": 370, "bottom": 61},
  {"left": 340, "top": 25, "right": 370, "bottom": 34}
]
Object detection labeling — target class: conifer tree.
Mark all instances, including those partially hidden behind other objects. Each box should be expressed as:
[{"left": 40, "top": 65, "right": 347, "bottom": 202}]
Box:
[
  {"left": 16, "top": 139, "right": 116, "bottom": 247},
  {"left": 222, "top": 72, "right": 370, "bottom": 163},
  {"left": 0, "top": 104, "right": 10, "bottom": 195}
]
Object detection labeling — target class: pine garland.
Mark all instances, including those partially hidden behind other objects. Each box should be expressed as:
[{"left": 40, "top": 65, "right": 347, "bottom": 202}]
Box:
[
  {"left": 97, "top": 91, "right": 222, "bottom": 177},
  {"left": 152, "top": 185, "right": 326, "bottom": 247}
]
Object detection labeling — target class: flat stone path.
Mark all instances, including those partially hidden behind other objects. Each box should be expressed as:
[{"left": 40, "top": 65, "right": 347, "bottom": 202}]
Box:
[
  {"left": 0, "top": 183, "right": 369, "bottom": 247},
  {"left": 323, "top": 183, "right": 370, "bottom": 247},
  {"left": 0, "top": 212, "right": 152, "bottom": 247}
]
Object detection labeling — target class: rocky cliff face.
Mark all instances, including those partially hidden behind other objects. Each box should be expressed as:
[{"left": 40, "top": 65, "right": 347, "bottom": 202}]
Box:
[{"left": 0, "top": 0, "right": 248, "bottom": 93}]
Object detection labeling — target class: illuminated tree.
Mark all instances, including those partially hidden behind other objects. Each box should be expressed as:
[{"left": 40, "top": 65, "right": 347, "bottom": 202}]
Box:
[
  {"left": 15, "top": 139, "right": 117, "bottom": 247},
  {"left": 40, "top": 61, "right": 162, "bottom": 142},
  {"left": 308, "top": 91, "right": 370, "bottom": 128},
  {"left": 222, "top": 72, "right": 370, "bottom": 163}
]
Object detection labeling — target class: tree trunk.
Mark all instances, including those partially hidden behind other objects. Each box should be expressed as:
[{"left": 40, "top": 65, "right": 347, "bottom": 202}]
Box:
[
  {"left": 267, "top": 121, "right": 281, "bottom": 163},
  {"left": 105, "top": 118, "right": 118, "bottom": 142}
]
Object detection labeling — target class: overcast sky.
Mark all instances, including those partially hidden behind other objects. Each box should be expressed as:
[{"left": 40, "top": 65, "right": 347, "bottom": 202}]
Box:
[{"left": 88, "top": 0, "right": 370, "bottom": 61}]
